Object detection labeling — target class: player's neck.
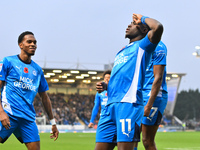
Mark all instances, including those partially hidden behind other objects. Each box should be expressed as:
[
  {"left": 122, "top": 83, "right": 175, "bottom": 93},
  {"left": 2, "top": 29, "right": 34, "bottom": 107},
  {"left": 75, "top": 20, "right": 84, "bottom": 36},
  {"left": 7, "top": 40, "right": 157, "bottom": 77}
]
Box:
[
  {"left": 129, "top": 35, "right": 144, "bottom": 43},
  {"left": 19, "top": 53, "right": 32, "bottom": 64}
]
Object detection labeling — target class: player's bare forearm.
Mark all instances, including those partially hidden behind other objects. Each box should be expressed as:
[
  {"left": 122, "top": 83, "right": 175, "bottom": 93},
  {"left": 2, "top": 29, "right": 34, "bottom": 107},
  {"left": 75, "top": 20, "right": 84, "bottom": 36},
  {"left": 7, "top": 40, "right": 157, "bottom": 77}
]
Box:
[
  {"left": 39, "top": 92, "right": 54, "bottom": 120},
  {"left": 0, "top": 80, "right": 11, "bottom": 129},
  {"left": 144, "top": 65, "right": 164, "bottom": 116},
  {"left": 146, "top": 78, "right": 162, "bottom": 107},
  {"left": 0, "top": 81, "right": 5, "bottom": 113},
  {"left": 39, "top": 92, "right": 59, "bottom": 141},
  {"left": 145, "top": 17, "right": 163, "bottom": 44}
]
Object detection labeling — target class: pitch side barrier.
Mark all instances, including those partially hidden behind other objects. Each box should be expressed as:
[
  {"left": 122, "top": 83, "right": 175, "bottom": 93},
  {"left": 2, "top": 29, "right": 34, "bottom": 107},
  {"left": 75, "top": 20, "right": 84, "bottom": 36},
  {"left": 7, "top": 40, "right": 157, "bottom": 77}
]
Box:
[
  {"left": 37, "top": 125, "right": 97, "bottom": 133},
  {"left": 37, "top": 125, "right": 185, "bottom": 133}
]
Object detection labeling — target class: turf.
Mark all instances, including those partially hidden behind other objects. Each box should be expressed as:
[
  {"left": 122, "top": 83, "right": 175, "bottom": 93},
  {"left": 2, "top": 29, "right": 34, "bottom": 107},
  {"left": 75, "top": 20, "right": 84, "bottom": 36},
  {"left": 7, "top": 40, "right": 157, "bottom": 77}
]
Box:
[{"left": 0, "top": 132, "right": 200, "bottom": 150}]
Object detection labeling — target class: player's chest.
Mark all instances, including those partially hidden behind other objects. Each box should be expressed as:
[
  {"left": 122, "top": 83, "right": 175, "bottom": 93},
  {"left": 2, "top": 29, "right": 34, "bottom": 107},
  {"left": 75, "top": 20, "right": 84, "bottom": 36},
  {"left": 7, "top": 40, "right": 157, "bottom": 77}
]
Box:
[{"left": 8, "top": 63, "right": 39, "bottom": 82}]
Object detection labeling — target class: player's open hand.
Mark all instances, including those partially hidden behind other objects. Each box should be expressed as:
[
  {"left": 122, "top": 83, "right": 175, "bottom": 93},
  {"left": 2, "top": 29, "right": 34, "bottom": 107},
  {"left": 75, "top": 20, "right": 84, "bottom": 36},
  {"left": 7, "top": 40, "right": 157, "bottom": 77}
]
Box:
[
  {"left": 50, "top": 125, "right": 59, "bottom": 141},
  {"left": 0, "top": 111, "right": 11, "bottom": 130},
  {"left": 88, "top": 122, "right": 94, "bottom": 128},
  {"left": 132, "top": 13, "right": 143, "bottom": 25}
]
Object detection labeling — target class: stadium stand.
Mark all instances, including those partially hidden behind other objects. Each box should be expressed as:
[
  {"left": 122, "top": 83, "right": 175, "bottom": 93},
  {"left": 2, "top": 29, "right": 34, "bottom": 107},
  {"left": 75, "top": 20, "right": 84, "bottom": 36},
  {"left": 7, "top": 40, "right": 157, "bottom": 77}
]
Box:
[
  {"left": 34, "top": 93, "right": 98, "bottom": 126},
  {"left": 33, "top": 71, "right": 186, "bottom": 127}
]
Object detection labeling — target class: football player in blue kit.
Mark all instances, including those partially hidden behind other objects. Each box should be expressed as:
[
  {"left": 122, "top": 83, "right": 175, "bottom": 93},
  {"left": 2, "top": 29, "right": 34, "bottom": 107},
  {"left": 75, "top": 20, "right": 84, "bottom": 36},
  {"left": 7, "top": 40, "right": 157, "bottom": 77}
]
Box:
[
  {"left": 135, "top": 41, "right": 168, "bottom": 150},
  {"left": 133, "top": 41, "right": 167, "bottom": 150},
  {"left": 88, "top": 70, "right": 111, "bottom": 128},
  {"left": 94, "top": 13, "right": 164, "bottom": 150},
  {"left": 0, "top": 31, "right": 59, "bottom": 150}
]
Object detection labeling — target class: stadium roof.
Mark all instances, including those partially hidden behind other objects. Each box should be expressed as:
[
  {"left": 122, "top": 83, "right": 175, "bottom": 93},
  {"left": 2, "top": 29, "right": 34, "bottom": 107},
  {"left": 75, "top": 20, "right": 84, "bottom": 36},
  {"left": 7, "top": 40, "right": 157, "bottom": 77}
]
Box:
[
  {"left": 43, "top": 68, "right": 105, "bottom": 85},
  {"left": 43, "top": 68, "right": 186, "bottom": 85},
  {"left": 166, "top": 72, "right": 186, "bottom": 81}
]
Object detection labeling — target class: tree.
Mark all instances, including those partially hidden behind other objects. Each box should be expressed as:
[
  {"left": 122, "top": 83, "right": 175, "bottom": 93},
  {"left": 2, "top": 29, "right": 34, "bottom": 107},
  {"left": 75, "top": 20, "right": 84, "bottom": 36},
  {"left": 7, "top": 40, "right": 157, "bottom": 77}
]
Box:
[{"left": 174, "top": 89, "right": 200, "bottom": 121}]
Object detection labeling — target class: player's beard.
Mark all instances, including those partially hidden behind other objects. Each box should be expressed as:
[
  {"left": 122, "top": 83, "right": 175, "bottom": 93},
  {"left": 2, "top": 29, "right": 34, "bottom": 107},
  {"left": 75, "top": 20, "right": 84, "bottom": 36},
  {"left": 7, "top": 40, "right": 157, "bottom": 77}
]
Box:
[{"left": 23, "top": 49, "right": 35, "bottom": 56}]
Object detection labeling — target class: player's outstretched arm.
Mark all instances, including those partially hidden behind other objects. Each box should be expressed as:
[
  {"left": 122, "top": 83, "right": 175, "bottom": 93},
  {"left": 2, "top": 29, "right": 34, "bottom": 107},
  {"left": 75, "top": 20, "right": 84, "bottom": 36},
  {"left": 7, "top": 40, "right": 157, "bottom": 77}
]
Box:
[
  {"left": 88, "top": 93, "right": 101, "bottom": 128},
  {"left": 0, "top": 80, "right": 11, "bottom": 130},
  {"left": 39, "top": 91, "right": 59, "bottom": 141},
  {"left": 133, "top": 13, "right": 163, "bottom": 44},
  {"left": 144, "top": 65, "right": 165, "bottom": 116}
]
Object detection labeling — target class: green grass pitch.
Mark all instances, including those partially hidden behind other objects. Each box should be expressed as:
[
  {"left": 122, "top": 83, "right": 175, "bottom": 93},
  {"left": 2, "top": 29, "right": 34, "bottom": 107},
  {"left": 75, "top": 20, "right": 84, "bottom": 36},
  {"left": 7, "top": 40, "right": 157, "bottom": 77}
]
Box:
[{"left": 0, "top": 132, "right": 200, "bottom": 150}]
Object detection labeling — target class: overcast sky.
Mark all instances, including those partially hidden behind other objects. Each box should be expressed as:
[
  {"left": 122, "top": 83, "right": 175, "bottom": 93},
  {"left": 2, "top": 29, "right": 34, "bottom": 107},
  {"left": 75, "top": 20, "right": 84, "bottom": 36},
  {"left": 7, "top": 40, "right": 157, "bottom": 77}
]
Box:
[{"left": 0, "top": 0, "right": 200, "bottom": 92}]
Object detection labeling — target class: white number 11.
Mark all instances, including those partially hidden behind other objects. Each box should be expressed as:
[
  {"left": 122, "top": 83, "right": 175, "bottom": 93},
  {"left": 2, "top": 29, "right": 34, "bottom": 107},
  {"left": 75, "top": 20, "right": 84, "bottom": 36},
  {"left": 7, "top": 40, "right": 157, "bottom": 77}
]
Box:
[{"left": 120, "top": 119, "right": 131, "bottom": 132}]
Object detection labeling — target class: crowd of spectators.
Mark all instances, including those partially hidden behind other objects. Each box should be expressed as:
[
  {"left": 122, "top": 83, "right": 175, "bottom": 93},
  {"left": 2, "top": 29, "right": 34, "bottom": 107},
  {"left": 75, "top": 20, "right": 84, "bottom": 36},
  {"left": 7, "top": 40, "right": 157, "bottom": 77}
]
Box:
[
  {"left": 34, "top": 93, "right": 188, "bottom": 127},
  {"left": 34, "top": 93, "right": 97, "bottom": 126}
]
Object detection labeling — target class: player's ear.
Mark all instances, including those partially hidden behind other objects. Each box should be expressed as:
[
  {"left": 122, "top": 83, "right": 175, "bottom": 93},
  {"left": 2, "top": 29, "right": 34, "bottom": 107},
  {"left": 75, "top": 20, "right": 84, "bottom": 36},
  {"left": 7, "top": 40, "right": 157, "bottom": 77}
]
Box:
[
  {"left": 141, "top": 26, "right": 148, "bottom": 34},
  {"left": 139, "top": 24, "right": 149, "bottom": 35},
  {"left": 19, "top": 43, "right": 23, "bottom": 49},
  {"left": 143, "top": 27, "right": 148, "bottom": 34}
]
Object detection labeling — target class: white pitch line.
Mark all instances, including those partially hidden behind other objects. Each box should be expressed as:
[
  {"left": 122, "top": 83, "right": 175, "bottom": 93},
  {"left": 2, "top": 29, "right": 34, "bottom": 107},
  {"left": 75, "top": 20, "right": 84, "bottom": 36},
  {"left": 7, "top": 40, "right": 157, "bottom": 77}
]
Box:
[{"left": 165, "top": 147, "right": 200, "bottom": 150}]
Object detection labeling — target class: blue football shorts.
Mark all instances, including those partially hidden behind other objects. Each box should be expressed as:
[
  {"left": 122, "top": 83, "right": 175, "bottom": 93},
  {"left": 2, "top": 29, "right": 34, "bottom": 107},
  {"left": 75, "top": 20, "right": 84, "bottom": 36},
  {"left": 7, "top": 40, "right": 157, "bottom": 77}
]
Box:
[
  {"left": 0, "top": 113, "right": 40, "bottom": 143},
  {"left": 142, "top": 91, "right": 168, "bottom": 126},
  {"left": 96, "top": 102, "right": 144, "bottom": 143}
]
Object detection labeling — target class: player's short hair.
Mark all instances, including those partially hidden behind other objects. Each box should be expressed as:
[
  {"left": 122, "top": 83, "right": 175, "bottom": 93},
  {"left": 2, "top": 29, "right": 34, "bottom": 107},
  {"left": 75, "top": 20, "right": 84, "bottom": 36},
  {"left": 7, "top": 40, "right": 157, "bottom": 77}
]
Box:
[
  {"left": 103, "top": 70, "right": 111, "bottom": 78},
  {"left": 18, "top": 31, "right": 34, "bottom": 44}
]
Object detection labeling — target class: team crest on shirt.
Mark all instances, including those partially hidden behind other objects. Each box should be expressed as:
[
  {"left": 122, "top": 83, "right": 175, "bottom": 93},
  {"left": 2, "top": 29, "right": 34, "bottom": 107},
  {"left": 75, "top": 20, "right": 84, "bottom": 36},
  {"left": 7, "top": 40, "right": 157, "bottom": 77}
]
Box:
[
  {"left": 24, "top": 67, "right": 28, "bottom": 73},
  {"left": 33, "top": 70, "right": 37, "bottom": 76},
  {"left": 4, "top": 104, "right": 7, "bottom": 108},
  {"left": 105, "top": 92, "right": 107, "bottom": 96}
]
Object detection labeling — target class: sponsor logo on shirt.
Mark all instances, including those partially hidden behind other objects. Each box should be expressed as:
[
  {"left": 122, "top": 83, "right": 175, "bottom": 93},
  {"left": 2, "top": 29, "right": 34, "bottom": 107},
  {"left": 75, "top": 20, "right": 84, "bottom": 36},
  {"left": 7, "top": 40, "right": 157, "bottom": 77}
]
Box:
[
  {"left": 14, "top": 76, "right": 36, "bottom": 92},
  {"left": 16, "top": 66, "right": 21, "bottom": 70},
  {"left": 113, "top": 52, "right": 128, "bottom": 67},
  {"left": 101, "top": 98, "right": 108, "bottom": 106}
]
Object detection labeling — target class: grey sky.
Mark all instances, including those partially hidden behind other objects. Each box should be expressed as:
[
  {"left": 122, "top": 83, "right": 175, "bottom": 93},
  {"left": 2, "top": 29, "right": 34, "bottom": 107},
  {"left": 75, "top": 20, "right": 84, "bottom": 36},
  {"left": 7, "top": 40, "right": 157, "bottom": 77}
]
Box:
[{"left": 0, "top": 0, "right": 200, "bottom": 91}]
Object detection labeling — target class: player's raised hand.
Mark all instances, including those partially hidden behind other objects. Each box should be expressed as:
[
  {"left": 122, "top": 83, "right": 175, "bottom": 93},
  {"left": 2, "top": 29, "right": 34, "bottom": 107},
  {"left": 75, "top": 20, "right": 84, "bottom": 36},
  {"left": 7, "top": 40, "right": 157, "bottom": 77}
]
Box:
[
  {"left": 88, "top": 122, "right": 94, "bottom": 128},
  {"left": 0, "top": 111, "right": 11, "bottom": 130},
  {"left": 50, "top": 125, "right": 59, "bottom": 141},
  {"left": 132, "top": 13, "right": 143, "bottom": 25}
]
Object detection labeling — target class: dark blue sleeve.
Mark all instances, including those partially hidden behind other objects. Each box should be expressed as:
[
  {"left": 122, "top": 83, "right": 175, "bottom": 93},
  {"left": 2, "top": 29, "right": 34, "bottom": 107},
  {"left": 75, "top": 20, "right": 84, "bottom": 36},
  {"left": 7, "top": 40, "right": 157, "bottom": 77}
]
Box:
[{"left": 90, "top": 92, "right": 101, "bottom": 123}]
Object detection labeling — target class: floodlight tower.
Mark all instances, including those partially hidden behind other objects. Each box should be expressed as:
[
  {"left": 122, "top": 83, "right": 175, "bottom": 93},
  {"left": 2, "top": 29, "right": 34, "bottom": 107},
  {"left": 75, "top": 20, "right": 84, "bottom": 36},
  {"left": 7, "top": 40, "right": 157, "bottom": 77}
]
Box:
[{"left": 192, "top": 46, "right": 200, "bottom": 58}]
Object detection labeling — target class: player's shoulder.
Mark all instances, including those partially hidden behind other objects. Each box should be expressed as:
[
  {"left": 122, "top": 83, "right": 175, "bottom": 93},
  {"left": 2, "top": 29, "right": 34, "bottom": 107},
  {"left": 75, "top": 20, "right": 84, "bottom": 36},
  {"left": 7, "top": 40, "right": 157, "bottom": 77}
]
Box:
[
  {"left": 96, "top": 91, "right": 106, "bottom": 97},
  {"left": 31, "top": 60, "right": 43, "bottom": 72},
  {"left": 4, "top": 55, "right": 17, "bottom": 60},
  {"left": 96, "top": 91, "right": 102, "bottom": 96},
  {"left": 1, "top": 55, "right": 17, "bottom": 63},
  {"left": 156, "top": 41, "right": 167, "bottom": 50},
  {"left": 155, "top": 41, "right": 167, "bottom": 54}
]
